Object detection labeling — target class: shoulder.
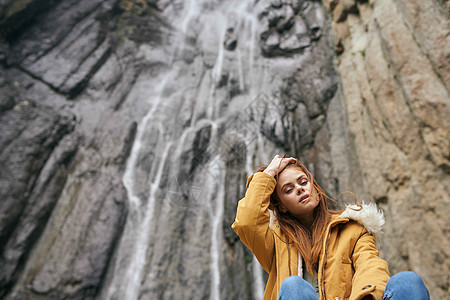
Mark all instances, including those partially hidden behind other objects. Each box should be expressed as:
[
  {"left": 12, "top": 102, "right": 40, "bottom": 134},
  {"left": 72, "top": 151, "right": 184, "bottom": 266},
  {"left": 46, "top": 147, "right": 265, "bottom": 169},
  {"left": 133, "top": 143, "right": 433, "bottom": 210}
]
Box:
[{"left": 336, "top": 202, "right": 385, "bottom": 241}]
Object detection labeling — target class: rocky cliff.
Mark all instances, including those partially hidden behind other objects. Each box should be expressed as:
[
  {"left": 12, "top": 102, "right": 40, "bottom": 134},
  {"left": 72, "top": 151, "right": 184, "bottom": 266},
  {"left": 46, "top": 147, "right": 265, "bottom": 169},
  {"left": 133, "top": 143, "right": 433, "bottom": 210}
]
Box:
[
  {"left": 322, "top": 1, "right": 449, "bottom": 299},
  {"left": 0, "top": 0, "right": 448, "bottom": 299}
]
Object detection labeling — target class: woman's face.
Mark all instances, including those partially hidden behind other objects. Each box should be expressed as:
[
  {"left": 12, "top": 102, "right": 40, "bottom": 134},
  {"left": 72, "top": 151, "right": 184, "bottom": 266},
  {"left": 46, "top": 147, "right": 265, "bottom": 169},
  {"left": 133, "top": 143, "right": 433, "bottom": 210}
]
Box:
[{"left": 275, "top": 167, "right": 319, "bottom": 221}]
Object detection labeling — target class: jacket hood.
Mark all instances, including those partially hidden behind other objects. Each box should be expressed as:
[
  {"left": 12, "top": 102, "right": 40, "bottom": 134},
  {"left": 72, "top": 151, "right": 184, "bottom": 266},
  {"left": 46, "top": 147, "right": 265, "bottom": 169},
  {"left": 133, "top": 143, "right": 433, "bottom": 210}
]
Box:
[{"left": 338, "top": 202, "right": 385, "bottom": 241}]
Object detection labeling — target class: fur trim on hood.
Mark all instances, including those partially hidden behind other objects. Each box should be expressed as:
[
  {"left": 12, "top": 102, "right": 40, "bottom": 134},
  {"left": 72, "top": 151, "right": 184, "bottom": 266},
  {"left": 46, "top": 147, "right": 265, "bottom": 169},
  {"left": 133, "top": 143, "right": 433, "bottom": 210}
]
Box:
[{"left": 339, "top": 202, "right": 385, "bottom": 242}]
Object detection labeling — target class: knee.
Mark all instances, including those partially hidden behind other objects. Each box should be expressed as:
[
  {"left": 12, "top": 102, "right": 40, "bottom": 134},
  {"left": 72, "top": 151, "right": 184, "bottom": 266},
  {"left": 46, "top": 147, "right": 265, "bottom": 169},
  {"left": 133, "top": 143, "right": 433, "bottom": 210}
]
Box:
[
  {"left": 280, "top": 276, "right": 304, "bottom": 290},
  {"left": 389, "top": 271, "right": 424, "bottom": 286},
  {"left": 385, "top": 271, "right": 429, "bottom": 299},
  {"left": 279, "top": 276, "right": 316, "bottom": 300}
]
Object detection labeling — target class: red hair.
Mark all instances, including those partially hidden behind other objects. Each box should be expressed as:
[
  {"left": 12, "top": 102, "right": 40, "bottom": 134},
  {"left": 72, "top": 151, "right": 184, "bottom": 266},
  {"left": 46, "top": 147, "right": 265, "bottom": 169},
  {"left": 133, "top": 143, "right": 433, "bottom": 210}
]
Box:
[{"left": 257, "top": 159, "right": 342, "bottom": 276}]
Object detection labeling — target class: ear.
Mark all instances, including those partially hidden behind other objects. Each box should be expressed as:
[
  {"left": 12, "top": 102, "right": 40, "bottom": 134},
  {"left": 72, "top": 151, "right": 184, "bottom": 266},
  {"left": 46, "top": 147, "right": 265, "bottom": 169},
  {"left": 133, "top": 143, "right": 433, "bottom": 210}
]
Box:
[{"left": 279, "top": 205, "right": 287, "bottom": 213}]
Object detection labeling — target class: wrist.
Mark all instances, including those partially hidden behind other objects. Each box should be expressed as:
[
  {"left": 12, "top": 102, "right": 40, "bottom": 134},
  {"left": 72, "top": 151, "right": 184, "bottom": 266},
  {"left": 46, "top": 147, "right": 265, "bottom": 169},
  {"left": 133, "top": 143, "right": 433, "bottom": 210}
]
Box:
[{"left": 263, "top": 169, "right": 276, "bottom": 177}]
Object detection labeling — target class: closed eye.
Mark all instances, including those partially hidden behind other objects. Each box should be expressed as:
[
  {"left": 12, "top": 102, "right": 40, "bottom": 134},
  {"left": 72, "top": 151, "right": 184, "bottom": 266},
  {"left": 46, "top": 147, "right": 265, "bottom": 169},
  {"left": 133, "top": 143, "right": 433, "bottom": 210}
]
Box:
[{"left": 298, "top": 176, "right": 308, "bottom": 186}]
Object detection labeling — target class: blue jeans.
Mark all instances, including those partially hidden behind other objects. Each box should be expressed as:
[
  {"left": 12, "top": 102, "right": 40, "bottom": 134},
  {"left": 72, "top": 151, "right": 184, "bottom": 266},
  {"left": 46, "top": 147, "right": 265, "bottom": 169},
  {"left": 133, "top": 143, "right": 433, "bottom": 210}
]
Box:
[
  {"left": 278, "top": 271, "right": 430, "bottom": 300},
  {"left": 383, "top": 271, "right": 430, "bottom": 300},
  {"left": 278, "top": 276, "right": 317, "bottom": 300}
]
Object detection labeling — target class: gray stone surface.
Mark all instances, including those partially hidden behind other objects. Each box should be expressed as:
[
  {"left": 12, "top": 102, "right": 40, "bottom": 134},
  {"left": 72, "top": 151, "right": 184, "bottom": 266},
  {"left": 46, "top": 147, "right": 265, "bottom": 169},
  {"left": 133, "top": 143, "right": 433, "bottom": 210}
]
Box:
[
  {"left": 0, "top": 71, "right": 78, "bottom": 297},
  {"left": 0, "top": 0, "right": 447, "bottom": 299}
]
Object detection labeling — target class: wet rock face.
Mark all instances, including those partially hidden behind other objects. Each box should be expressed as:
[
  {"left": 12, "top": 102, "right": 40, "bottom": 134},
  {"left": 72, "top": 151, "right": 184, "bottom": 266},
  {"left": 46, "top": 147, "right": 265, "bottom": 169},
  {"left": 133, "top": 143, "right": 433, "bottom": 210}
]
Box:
[
  {"left": 0, "top": 0, "right": 137, "bottom": 298},
  {"left": 0, "top": 69, "right": 78, "bottom": 294},
  {"left": 0, "top": 0, "right": 339, "bottom": 298},
  {"left": 0, "top": 0, "right": 162, "bottom": 101},
  {"left": 258, "top": 0, "right": 325, "bottom": 56},
  {"left": 5, "top": 0, "right": 118, "bottom": 98},
  {"left": 0, "top": 0, "right": 448, "bottom": 299}
]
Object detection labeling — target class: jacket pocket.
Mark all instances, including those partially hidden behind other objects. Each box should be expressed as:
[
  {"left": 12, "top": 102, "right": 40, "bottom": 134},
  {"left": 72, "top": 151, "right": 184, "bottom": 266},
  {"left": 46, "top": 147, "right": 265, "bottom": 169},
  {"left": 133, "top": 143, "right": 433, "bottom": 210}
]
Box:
[
  {"left": 323, "top": 256, "right": 352, "bottom": 300},
  {"left": 341, "top": 259, "right": 354, "bottom": 298}
]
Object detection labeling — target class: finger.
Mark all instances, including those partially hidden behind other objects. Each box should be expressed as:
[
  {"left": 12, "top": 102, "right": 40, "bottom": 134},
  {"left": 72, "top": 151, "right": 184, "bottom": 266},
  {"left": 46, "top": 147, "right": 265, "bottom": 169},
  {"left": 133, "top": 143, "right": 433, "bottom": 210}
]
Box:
[
  {"left": 282, "top": 156, "right": 295, "bottom": 161},
  {"left": 271, "top": 154, "right": 281, "bottom": 164},
  {"left": 279, "top": 158, "right": 290, "bottom": 167},
  {"left": 279, "top": 160, "right": 286, "bottom": 167},
  {"left": 280, "top": 157, "right": 296, "bottom": 167}
]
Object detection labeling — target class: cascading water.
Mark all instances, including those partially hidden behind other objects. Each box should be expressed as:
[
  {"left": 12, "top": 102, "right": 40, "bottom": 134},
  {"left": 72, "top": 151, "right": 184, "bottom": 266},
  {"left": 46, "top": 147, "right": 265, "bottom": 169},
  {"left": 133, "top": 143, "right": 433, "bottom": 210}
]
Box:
[
  {"left": 102, "top": 0, "right": 331, "bottom": 299},
  {"left": 106, "top": 70, "right": 176, "bottom": 299},
  {"left": 0, "top": 0, "right": 349, "bottom": 298},
  {"left": 5, "top": 0, "right": 446, "bottom": 298}
]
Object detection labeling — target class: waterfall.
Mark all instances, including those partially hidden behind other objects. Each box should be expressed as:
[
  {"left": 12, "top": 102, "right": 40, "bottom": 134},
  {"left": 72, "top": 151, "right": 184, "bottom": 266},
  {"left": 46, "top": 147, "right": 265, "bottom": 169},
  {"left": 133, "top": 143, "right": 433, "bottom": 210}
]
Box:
[
  {"left": 122, "top": 72, "right": 173, "bottom": 208},
  {"left": 106, "top": 70, "right": 175, "bottom": 299},
  {"left": 106, "top": 0, "right": 275, "bottom": 298},
  {"left": 180, "top": 0, "right": 197, "bottom": 34},
  {"left": 208, "top": 146, "right": 225, "bottom": 299},
  {"left": 124, "top": 140, "right": 172, "bottom": 300},
  {"left": 212, "top": 22, "right": 226, "bottom": 85},
  {"left": 236, "top": 49, "right": 245, "bottom": 92},
  {"left": 6, "top": 0, "right": 446, "bottom": 298}
]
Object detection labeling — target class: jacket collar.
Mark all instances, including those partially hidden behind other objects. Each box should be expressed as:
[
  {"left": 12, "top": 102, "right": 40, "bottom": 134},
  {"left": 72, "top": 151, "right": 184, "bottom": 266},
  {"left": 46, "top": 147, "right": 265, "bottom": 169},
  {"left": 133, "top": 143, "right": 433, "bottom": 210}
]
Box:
[{"left": 269, "top": 202, "right": 385, "bottom": 242}]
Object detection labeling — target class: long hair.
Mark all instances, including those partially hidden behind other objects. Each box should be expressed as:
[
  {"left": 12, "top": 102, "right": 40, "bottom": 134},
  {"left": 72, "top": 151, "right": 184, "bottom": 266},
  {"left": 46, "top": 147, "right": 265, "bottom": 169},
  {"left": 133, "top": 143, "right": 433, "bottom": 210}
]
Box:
[{"left": 257, "top": 159, "right": 342, "bottom": 276}]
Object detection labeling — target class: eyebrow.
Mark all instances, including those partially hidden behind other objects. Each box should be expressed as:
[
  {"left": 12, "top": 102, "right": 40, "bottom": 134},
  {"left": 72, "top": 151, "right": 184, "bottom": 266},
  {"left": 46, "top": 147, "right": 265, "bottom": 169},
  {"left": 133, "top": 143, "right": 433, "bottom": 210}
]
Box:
[{"left": 281, "top": 175, "right": 307, "bottom": 190}]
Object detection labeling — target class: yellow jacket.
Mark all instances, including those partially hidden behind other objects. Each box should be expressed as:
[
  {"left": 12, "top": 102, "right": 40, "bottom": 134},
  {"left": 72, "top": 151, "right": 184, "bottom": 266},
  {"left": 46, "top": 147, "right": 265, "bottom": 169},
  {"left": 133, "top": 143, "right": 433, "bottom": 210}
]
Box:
[{"left": 232, "top": 172, "right": 390, "bottom": 300}]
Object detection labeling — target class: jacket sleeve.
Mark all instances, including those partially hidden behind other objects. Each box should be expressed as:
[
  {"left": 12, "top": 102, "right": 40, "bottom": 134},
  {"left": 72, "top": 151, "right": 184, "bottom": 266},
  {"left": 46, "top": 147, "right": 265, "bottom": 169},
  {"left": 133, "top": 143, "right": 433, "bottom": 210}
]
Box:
[
  {"left": 350, "top": 228, "right": 390, "bottom": 300},
  {"left": 231, "top": 171, "right": 276, "bottom": 273}
]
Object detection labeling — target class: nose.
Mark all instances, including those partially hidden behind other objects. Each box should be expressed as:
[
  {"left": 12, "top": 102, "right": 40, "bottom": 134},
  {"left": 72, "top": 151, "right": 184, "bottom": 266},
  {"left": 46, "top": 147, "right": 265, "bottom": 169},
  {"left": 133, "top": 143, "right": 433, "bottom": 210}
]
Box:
[{"left": 296, "top": 184, "right": 304, "bottom": 194}]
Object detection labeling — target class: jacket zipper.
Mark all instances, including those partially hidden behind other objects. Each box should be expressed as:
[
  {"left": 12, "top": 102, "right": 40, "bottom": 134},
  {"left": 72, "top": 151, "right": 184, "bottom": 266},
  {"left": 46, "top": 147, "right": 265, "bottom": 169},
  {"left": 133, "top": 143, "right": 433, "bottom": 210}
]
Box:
[
  {"left": 320, "top": 219, "right": 347, "bottom": 300},
  {"left": 321, "top": 232, "right": 331, "bottom": 300},
  {"left": 286, "top": 235, "right": 292, "bottom": 276}
]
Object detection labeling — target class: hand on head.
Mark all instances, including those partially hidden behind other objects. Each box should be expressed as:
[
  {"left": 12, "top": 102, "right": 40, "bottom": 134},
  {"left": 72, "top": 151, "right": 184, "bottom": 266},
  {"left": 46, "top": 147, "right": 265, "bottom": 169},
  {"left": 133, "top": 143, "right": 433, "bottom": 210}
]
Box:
[{"left": 263, "top": 155, "right": 297, "bottom": 178}]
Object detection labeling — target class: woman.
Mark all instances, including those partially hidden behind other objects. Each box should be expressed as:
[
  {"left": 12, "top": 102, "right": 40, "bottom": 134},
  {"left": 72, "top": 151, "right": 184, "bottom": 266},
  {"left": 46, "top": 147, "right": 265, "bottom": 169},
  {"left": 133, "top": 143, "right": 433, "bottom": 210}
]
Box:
[{"left": 231, "top": 155, "right": 429, "bottom": 300}]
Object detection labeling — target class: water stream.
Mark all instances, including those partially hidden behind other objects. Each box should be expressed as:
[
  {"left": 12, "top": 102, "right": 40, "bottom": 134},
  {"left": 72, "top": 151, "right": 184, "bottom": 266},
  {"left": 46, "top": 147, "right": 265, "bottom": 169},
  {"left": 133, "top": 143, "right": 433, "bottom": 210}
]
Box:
[
  {"left": 106, "top": 69, "right": 175, "bottom": 299},
  {"left": 106, "top": 0, "right": 278, "bottom": 298}
]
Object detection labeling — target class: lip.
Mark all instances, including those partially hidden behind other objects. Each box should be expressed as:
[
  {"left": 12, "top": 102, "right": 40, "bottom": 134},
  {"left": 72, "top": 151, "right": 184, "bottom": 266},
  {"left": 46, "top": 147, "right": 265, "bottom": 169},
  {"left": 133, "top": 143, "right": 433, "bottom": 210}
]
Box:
[{"left": 299, "top": 194, "right": 309, "bottom": 203}]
